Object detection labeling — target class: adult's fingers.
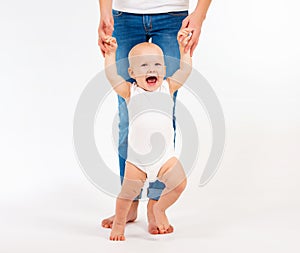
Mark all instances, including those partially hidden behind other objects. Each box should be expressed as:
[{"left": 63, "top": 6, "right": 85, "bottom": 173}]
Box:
[
  {"left": 184, "top": 37, "right": 196, "bottom": 54},
  {"left": 190, "top": 39, "right": 199, "bottom": 57},
  {"left": 98, "top": 29, "right": 109, "bottom": 57},
  {"left": 185, "top": 29, "right": 200, "bottom": 54},
  {"left": 98, "top": 38, "right": 107, "bottom": 56},
  {"left": 105, "top": 26, "right": 114, "bottom": 36},
  {"left": 180, "top": 16, "right": 190, "bottom": 29}
]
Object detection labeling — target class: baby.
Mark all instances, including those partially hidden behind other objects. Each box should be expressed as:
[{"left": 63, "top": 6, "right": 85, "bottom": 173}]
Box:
[{"left": 104, "top": 28, "right": 192, "bottom": 241}]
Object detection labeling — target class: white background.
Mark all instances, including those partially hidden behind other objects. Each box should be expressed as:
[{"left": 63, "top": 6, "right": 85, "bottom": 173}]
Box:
[{"left": 1, "top": 0, "right": 300, "bottom": 252}]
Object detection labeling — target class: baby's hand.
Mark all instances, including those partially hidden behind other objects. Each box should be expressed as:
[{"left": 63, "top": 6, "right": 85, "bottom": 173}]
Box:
[
  {"left": 104, "top": 36, "right": 118, "bottom": 55},
  {"left": 177, "top": 28, "right": 193, "bottom": 50}
]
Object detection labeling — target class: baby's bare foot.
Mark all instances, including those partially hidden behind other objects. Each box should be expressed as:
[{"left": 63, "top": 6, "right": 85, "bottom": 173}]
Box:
[
  {"left": 109, "top": 221, "right": 126, "bottom": 241},
  {"left": 102, "top": 201, "right": 138, "bottom": 229},
  {"left": 148, "top": 201, "right": 173, "bottom": 234},
  {"left": 152, "top": 204, "right": 173, "bottom": 234},
  {"left": 148, "top": 221, "right": 174, "bottom": 234},
  {"left": 147, "top": 200, "right": 159, "bottom": 234}
]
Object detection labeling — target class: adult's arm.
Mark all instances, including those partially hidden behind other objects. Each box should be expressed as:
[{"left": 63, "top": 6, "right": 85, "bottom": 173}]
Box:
[
  {"left": 98, "top": 0, "right": 114, "bottom": 56},
  {"left": 181, "top": 0, "right": 212, "bottom": 56}
]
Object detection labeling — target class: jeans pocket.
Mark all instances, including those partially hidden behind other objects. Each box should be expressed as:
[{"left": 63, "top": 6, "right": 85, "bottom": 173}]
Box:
[
  {"left": 167, "top": 11, "right": 188, "bottom": 17},
  {"left": 112, "top": 9, "right": 123, "bottom": 17}
]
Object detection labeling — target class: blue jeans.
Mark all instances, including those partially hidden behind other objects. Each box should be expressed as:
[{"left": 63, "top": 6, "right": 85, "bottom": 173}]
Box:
[{"left": 112, "top": 10, "right": 188, "bottom": 200}]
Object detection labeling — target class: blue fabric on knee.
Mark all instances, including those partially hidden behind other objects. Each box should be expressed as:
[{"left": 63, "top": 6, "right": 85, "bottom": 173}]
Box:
[{"left": 147, "top": 180, "right": 166, "bottom": 200}]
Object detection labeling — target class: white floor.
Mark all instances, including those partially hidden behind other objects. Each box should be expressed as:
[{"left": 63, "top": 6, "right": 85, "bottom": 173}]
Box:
[
  {"left": 2, "top": 180, "right": 299, "bottom": 253},
  {"left": 1, "top": 120, "right": 299, "bottom": 253}
]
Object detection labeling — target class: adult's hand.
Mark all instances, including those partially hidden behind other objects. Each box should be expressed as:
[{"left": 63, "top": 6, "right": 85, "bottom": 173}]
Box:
[
  {"left": 181, "top": 12, "right": 204, "bottom": 57},
  {"left": 98, "top": 14, "right": 114, "bottom": 57},
  {"left": 181, "top": 0, "right": 212, "bottom": 56}
]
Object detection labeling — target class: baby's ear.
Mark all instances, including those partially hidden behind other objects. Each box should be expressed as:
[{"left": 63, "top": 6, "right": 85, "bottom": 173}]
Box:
[{"left": 128, "top": 67, "right": 135, "bottom": 79}]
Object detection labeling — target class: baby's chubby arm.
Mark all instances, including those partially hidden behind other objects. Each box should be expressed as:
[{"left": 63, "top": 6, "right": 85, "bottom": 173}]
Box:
[
  {"left": 104, "top": 36, "right": 130, "bottom": 99},
  {"left": 167, "top": 29, "right": 193, "bottom": 94}
]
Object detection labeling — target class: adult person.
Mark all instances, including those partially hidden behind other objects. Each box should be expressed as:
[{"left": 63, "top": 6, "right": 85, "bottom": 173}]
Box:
[{"left": 98, "top": 0, "right": 212, "bottom": 235}]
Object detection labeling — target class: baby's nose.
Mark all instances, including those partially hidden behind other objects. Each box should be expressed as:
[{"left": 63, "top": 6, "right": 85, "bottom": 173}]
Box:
[{"left": 147, "top": 68, "right": 156, "bottom": 73}]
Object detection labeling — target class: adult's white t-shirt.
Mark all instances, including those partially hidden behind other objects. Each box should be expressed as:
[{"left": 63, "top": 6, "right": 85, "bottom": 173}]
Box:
[{"left": 113, "top": 0, "right": 189, "bottom": 14}]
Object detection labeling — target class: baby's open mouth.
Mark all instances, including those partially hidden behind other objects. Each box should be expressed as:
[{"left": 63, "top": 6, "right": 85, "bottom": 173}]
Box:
[{"left": 146, "top": 76, "right": 157, "bottom": 86}]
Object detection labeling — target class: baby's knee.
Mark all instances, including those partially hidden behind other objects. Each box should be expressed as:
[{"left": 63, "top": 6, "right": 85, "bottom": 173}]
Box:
[
  {"left": 175, "top": 177, "right": 187, "bottom": 194},
  {"left": 158, "top": 162, "right": 186, "bottom": 193},
  {"left": 118, "top": 178, "right": 144, "bottom": 200}
]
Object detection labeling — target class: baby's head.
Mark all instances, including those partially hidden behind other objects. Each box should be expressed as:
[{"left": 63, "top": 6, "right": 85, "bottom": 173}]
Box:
[{"left": 128, "top": 42, "right": 166, "bottom": 91}]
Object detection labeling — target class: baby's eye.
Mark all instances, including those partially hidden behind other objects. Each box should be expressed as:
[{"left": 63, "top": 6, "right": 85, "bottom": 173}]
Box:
[
  {"left": 141, "top": 63, "right": 148, "bottom": 67},
  {"left": 155, "top": 63, "right": 162, "bottom": 66}
]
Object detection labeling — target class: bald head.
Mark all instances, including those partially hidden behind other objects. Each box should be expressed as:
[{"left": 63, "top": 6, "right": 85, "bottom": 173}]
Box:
[
  {"left": 128, "top": 42, "right": 164, "bottom": 67},
  {"left": 129, "top": 42, "right": 163, "bottom": 58}
]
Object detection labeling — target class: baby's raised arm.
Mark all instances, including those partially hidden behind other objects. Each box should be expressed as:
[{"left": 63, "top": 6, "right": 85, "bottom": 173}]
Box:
[
  {"left": 104, "top": 36, "right": 130, "bottom": 99},
  {"left": 167, "top": 29, "right": 193, "bottom": 94}
]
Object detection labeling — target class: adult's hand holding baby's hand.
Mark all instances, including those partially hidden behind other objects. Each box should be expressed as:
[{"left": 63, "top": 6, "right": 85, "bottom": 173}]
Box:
[
  {"left": 177, "top": 28, "right": 193, "bottom": 51},
  {"left": 104, "top": 36, "right": 118, "bottom": 56},
  {"left": 98, "top": 14, "right": 114, "bottom": 57}
]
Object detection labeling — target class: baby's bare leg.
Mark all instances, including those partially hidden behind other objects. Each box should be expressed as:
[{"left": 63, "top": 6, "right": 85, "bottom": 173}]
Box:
[
  {"left": 153, "top": 157, "right": 187, "bottom": 234},
  {"left": 110, "top": 196, "right": 134, "bottom": 241},
  {"left": 110, "top": 162, "right": 146, "bottom": 241}
]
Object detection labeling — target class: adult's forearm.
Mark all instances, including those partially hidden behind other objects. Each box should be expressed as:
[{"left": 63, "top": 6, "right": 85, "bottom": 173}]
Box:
[
  {"left": 99, "top": 0, "right": 112, "bottom": 16},
  {"left": 194, "top": 0, "right": 212, "bottom": 22}
]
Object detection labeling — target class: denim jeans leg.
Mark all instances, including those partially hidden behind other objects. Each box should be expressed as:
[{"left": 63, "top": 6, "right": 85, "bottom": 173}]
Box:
[{"left": 117, "top": 95, "right": 128, "bottom": 183}]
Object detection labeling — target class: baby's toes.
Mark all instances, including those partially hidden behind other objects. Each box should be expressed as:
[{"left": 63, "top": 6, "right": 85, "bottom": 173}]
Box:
[
  {"left": 159, "top": 223, "right": 170, "bottom": 234},
  {"left": 166, "top": 224, "right": 174, "bottom": 234},
  {"left": 117, "top": 234, "right": 125, "bottom": 241},
  {"left": 110, "top": 234, "right": 125, "bottom": 241},
  {"left": 157, "top": 225, "right": 166, "bottom": 234}
]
